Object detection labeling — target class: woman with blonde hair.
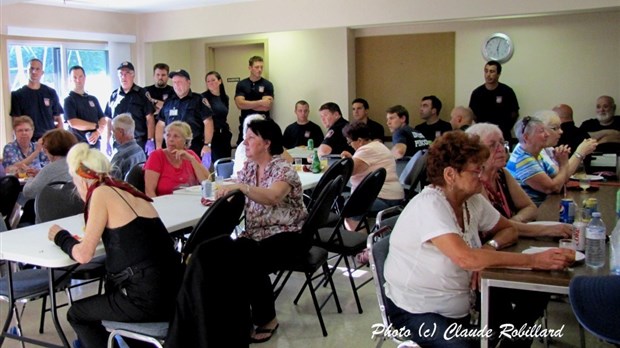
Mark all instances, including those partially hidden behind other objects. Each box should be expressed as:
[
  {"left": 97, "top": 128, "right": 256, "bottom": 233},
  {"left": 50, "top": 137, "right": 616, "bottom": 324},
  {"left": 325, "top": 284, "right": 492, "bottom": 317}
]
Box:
[
  {"left": 48, "top": 143, "right": 181, "bottom": 347},
  {"left": 144, "top": 121, "right": 210, "bottom": 197}
]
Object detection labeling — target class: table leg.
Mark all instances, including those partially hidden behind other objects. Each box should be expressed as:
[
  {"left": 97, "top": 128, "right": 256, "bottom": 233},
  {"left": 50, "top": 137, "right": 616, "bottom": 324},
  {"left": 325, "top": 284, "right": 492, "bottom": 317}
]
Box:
[
  {"left": 480, "top": 278, "right": 490, "bottom": 348},
  {"left": 48, "top": 268, "right": 70, "bottom": 348}
]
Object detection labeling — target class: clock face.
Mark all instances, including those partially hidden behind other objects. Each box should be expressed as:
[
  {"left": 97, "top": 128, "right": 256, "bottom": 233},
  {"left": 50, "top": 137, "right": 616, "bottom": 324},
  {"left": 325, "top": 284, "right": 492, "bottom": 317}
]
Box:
[{"left": 482, "top": 33, "right": 514, "bottom": 63}]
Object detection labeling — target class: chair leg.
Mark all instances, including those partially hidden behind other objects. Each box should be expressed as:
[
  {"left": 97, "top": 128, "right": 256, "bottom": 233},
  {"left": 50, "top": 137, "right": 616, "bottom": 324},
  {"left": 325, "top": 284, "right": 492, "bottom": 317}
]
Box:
[
  {"left": 304, "top": 271, "right": 328, "bottom": 337},
  {"left": 39, "top": 295, "right": 47, "bottom": 334},
  {"left": 322, "top": 263, "right": 342, "bottom": 313},
  {"left": 12, "top": 305, "right": 26, "bottom": 348},
  {"left": 342, "top": 255, "right": 363, "bottom": 314}
]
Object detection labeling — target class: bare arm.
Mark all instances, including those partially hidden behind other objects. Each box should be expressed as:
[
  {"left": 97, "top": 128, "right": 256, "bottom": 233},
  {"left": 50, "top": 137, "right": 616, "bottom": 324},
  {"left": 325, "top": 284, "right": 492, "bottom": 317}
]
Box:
[
  {"left": 67, "top": 118, "right": 98, "bottom": 131},
  {"left": 155, "top": 121, "right": 165, "bottom": 149},
  {"left": 202, "top": 118, "right": 214, "bottom": 157},
  {"left": 146, "top": 113, "right": 155, "bottom": 140},
  {"left": 54, "top": 115, "right": 64, "bottom": 129},
  {"left": 234, "top": 96, "right": 273, "bottom": 111},
  {"left": 317, "top": 144, "right": 332, "bottom": 157},
  {"left": 504, "top": 168, "right": 537, "bottom": 223},
  {"left": 218, "top": 181, "right": 291, "bottom": 206},
  {"left": 587, "top": 129, "right": 620, "bottom": 144},
  {"left": 391, "top": 143, "right": 407, "bottom": 159},
  {"left": 144, "top": 169, "right": 160, "bottom": 198},
  {"left": 511, "top": 220, "right": 573, "bottom": 238}
]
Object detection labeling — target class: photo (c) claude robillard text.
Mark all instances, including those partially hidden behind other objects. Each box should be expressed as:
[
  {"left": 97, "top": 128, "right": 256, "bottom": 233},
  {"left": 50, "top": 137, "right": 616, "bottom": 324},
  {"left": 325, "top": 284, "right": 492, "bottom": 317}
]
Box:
[{"left": 370, "top": 322, "right": 565, "bottom": 341}]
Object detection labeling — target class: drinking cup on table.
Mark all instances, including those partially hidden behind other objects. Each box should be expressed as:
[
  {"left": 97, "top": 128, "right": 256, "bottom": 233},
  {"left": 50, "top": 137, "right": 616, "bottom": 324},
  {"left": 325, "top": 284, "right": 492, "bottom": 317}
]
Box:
[
  {"left": 294, "top": 158, "right": 303, "bottom": 171},
  {"left": 559, "top": 238, "right": 575, "bottom": 250}
]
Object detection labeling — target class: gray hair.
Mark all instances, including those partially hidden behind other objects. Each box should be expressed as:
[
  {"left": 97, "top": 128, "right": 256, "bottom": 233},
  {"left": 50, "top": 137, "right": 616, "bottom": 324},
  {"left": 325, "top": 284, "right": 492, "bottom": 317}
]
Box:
[
  {"left": 466, "top": 122, "right": 502, "bottom": 141},
  {"left": 533, "top": 110, "right": 559, "bottom": 127},
  {"left": 514, "top": 116, "right": 544, "bottom": 144},
  {"left": 112, "top": 113, "right": 135, "bottom": 137}
]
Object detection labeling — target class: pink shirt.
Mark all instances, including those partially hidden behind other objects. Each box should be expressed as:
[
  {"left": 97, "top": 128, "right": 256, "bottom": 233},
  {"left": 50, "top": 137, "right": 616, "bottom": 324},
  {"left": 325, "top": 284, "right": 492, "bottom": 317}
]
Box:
[
  {"left": 144, "top": 149, "right": 201, "bottom": 196},
  {"left": 351, "top": 141, "right": 404, "bottom": 200}
]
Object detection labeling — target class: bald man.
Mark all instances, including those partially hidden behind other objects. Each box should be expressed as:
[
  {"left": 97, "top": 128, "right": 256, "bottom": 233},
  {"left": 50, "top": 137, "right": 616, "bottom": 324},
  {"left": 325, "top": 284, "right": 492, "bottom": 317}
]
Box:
[
  {"left": 579, "top": 96, "right": 620, "bottom": 153},
  {"left": 553, "top": 104, "right": 590, "bottom": 157},
  {"left": 449, "top": 106, "right": 475, "bottom": 131}
]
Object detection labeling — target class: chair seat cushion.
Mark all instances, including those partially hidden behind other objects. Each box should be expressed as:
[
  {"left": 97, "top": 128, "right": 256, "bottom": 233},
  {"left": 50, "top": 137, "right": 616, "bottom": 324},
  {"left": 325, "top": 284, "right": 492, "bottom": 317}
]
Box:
[
  {"left": 102, "top": 321, "right": 169, "bottom": 339},
  {"left": 283, "top": 246, "right": 328, "bottom": 273},
  {"left": 316, "top": 228, "right": 367, "bottom": 255},
  {"left": 0, "top": 269, "right": 70, "bottom": 300}
]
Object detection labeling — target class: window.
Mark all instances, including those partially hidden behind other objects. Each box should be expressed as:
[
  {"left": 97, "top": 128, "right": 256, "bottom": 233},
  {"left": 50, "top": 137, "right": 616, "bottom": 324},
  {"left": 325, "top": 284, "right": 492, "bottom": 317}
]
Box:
[{"left": 8, "top": 42, "right": 111, "bottom": 108}]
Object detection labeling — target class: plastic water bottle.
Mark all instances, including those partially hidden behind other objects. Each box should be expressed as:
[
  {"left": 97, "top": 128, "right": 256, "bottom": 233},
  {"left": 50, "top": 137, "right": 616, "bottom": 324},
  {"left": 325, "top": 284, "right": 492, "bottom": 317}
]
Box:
[
  {"left": 611, "top": 220, "right": 620, "bottom": 275},
  {"left": 585, "top": 212, "right": 606, "bottom": 268}
]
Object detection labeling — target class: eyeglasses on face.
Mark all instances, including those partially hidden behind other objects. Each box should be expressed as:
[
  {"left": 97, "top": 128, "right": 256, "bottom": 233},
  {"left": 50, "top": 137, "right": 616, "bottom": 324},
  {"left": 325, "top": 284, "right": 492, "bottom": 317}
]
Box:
[{"left": 461, "top": 166, "right": 485, "bottom": 179}]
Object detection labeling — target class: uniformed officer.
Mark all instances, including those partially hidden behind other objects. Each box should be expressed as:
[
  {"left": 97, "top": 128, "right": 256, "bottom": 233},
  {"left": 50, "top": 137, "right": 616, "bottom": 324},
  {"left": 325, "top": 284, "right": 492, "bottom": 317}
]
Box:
[
  {"left": 145, "top": 63, "right": 174, "bottom": 116},
  {"left": 234, "top": 55, "right": 274, "bottom": 144},
  {"left": 155, "top": 69, "right": 214, "bottom": 158},
  {"left": 10, "top": 58, "right": 64, "bottom": 141},
  {"left": 104, "top": 61, "right": 155, "bottom": 155},
  {"left": 63, "top": 65, "right": 107, "bottom": 149}
]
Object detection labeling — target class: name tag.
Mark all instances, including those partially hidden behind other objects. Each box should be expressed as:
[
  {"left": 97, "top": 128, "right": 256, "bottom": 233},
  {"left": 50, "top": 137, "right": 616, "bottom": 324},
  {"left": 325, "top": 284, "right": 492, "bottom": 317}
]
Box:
[
  {"left": 89, "top": 100, "right": 95, "bottom": 108},
  {"left": 170, "top": 108, "right": 178, "bottom": 116}
]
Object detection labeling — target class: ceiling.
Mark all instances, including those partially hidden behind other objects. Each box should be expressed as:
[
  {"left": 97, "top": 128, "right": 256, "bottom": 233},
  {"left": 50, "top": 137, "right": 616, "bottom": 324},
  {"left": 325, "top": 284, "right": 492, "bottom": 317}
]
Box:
[{"left": 2, "top": 0, "right": 254, "bottom": 13}]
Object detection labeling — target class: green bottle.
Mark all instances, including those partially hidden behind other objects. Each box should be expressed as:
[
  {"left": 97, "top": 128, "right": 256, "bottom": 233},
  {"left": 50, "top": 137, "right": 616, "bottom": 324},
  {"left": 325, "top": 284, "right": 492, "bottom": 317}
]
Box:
[{"left": 311, "top": 149, "right": 321, "bottom": 173}]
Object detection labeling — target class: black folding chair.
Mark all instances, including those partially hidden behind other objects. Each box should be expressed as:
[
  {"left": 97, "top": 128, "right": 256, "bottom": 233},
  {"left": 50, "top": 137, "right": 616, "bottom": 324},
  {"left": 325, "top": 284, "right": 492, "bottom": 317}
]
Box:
[
  {"left": 272, "top": 176, "right": 344, "bottom": 336},
  {"left": 125, "top": 162, "right": 145, "bottom": 193},
  {"left": 315, "top": 168, "right": 386, "bottom": 313},
  {"left": 306, "top": 157, "right": 353, "bottom": 211},
  {"left": 0, "top": 176, "right": 20, "bottom": 229}
]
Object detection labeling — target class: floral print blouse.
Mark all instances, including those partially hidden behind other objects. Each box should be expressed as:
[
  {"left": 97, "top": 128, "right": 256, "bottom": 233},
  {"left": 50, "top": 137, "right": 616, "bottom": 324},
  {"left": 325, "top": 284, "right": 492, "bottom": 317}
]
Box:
[
  {"left": 2, "top": 141, "right": 49, "bottom": 170},
  {"left": 237, "top": 156, "right": 307, "bottom": 241}
]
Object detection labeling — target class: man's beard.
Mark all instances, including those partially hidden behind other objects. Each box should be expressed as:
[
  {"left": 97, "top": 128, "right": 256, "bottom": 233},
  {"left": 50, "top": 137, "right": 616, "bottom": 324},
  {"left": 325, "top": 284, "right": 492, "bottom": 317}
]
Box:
[
  {"left": 156, "top": 80, "right": 167, "bottom": 88},
  {"left": 597, "top": 112, "right": 614, "bottom": 125}
]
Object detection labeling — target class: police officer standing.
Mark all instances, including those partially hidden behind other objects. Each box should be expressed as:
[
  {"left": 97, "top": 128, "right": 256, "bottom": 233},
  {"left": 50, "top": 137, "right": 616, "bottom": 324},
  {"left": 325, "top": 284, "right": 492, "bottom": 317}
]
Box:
[
  {"left": 10, "top": 58, "right": 64, "bottom": 141},
  {"left": 145, "top": 63, "right": 175, "bottom": 116},
  {"left": 155, "top": 69, "right": 214, "bottom": 158},
  {"left": 104, "top": 61, "right": 155, "bottom": 155},
  {"left": 63, "top": 65, "right": 107, "bottom": 149}
]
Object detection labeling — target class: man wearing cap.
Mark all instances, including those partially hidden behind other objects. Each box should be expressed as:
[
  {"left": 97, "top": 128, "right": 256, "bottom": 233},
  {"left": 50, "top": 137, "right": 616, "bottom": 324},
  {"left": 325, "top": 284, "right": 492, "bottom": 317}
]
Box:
[
  {"left": 104, "top": 61, "right": 155, "bottom": 155},
  {"left": 234, "top": 56, "right": 274, "bottom": 145},
  {"left": 10, "top": 58, "right": 64, "bottom": 141},
  {"left": 156, "top": 69, "right": 214, "bottom": 157},
  {"left": 63, "top": 65, "right": 107, "bottom": 149},
  {"left": 145, "top": 63, "right": 174, "bottom": 116}
]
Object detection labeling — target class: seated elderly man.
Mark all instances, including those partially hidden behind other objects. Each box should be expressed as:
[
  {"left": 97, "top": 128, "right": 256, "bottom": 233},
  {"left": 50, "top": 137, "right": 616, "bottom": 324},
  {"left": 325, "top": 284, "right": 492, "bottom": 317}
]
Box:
[
  {"left": 110, "top": 113, "right": 146, "bottom": 180},
  {"left": 579, "top": 95, "right": 620, "bottom": 154}
]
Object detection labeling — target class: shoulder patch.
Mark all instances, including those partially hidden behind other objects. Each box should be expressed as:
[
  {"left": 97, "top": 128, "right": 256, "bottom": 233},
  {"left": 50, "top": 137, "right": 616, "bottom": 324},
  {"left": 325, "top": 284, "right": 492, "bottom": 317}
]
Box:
[
  {"left": 202, "top": 98, "right": 211, "bottom": 108},
  {"left": 325, "top": 129, "right": 334, "bottom": 139}
]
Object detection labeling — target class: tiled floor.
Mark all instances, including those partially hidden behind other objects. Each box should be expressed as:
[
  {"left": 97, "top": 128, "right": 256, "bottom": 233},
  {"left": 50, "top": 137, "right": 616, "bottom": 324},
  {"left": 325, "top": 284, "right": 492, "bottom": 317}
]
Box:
[{"left": 0, "top": 263, "right": 615, "bottom": 347}]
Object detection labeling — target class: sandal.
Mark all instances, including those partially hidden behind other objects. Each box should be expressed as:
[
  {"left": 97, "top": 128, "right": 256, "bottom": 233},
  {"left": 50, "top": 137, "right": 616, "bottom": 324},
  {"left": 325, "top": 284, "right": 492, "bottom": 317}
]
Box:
[
  {"left": 355, "top": 248, "right": 370, "bottom": 266},
  {"left": 250, "top": 323, "right": 279, "bottom": 343}
]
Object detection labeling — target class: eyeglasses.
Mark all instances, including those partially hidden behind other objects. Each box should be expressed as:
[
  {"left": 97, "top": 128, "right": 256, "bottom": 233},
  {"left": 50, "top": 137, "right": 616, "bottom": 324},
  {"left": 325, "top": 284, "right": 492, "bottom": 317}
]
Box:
[
  {"left": 461, "top": 166, "right": 485, "bottom": 179},
  {"left": 346, "top": 138, "right": 355, "bottom": 146},
  {"left": 488, "top": 140, "right": 510, "bottom": 152},
  {"left": 547, "top": 125, "right": 561, "bottom": 132}
]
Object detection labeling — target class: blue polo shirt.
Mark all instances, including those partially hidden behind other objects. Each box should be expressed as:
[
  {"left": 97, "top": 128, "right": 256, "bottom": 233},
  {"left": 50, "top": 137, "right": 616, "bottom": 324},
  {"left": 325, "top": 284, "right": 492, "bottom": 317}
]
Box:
[
  {"left": 63, "top": 91, "right": 105, "bottom": 143},
  {"left": 10, "top": 84, "right": 64, "bottom": 139}
]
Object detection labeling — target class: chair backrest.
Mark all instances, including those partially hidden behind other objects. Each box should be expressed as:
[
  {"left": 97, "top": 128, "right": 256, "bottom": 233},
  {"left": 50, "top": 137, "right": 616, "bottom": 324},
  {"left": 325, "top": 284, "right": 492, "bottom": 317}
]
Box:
[
  {"left": 367, "top": 226, "right": 397, "bottom": 343},
  {"left": 374, "top": 205, "right": 402, "bottom": 231},
  {"left": 35, "top": 181, "right": 84, "bottom": 223},
  {"left": 213, "top": 157, "right": 235, "bottom": 179},
  {"left": 0, "top": 176, "right": 21, "bottom": 228},
  {"left": 395, "top": 156, "right": 412, "bottom": 177},
  {"left": 308, "top": 157, "right": 353, "bottom": 211},
  {"left": 399, "top": 150, "right": 428, "bottom": 201},
  {"left": 125, "top": 162, "right": 145, "bottom": 193},
  {"left": 341, "top": 168, "right": 386, "bottom": 220},
  {"left": 181, "top": 189, "right": 245, "bottom": 263},
  {"left": 303, "top": 176, "right": 344, "bottom": 240}
]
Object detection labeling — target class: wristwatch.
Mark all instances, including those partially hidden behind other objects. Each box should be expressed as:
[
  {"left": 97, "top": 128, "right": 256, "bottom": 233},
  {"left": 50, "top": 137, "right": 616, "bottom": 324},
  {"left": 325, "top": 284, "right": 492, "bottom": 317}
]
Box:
[
  {"left": 204, "top": 143, "right": 211, "bottom": 147},
  {"left": 486, "top": 239, "right": 499, "bottom": 250}
]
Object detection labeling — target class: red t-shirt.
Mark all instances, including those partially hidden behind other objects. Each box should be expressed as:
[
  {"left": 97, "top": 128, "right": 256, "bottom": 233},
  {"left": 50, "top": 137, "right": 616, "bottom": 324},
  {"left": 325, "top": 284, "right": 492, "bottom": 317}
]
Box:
[{"left": 144, "top": 149, "right": 201, "bottom": 196}]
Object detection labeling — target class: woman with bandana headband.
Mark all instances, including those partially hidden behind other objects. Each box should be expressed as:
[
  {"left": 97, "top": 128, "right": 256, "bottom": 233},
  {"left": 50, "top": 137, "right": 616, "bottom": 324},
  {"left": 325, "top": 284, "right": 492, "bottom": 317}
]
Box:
[{"left": 48, "top": 142, "right": 182, "bottom": 348}]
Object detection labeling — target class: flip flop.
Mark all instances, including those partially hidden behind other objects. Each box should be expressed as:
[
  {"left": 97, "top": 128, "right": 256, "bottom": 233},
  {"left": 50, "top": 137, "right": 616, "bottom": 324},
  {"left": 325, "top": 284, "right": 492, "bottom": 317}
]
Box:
[{"left": 250, "top": 323, "right": 279, "bottom": 344}]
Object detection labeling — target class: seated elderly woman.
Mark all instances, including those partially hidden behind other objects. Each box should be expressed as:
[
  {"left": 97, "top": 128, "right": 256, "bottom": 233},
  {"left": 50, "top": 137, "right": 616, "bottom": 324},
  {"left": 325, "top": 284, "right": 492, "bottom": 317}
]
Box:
[
  {"left": 48, "top": 143, "right": 181, "bottom": 347},
  {"left": 217, "top": 119, "right": 307, "bottom": 343},
  {"left": 144, "top": 121, "right": 210, "bottom": 197},
  {"left": 3, "top": 116, "right": 49, "bottom": 175},
  {"left": 466, "top": 123, "right": 573, "bottom": 238},
  {"left": 23, "top": 129, "right": 77, "bottom": 200},
  {"left": 536, "top": 110, "right": 597, "bottom": 174},
  {"left": 341, "top": 121, "right": 404, "bottom": 229},
  {"left": 384, "top": 131, "right": 573, "bottom": 347},
  {"left": 506, "top": 116, "right": 571, "bottom": 205}
]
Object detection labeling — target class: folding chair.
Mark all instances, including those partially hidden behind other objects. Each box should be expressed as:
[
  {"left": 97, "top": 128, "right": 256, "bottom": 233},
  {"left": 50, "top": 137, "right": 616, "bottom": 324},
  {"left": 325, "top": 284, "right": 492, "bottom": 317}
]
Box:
[
  {"left": 398, "top": 150, "right": 428, "bottom": 202},
  {"left": 367, "top": 227, "right": 419, "bottom": 348},
  {"left": 213, "top": 157, "right": 235, "bottom": 179},
  {"left": 316, "top": 168, "right": 386, "bottom": 313},
  {"left": 373, "top": 206, "right": 403, "bottom": 232},
  {"left": 124, "top": 162, "right": 145, "bottom": 193},
  {"left": 272, "top": 176, "right": 344, "bottom": 336},
  {"left": 0, "top": 176, "right": 21, "bottom": 229},
  {"left": 306, "top": 157, "right": 353, "bottom": 211}
]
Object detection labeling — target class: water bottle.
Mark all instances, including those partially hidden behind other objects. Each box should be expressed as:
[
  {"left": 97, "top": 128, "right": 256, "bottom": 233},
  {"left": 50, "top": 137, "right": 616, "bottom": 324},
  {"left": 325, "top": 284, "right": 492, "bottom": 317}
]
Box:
[
  {"left": 585, "top": 212, "right": 606, "bottom": 268},
  {"left": 611, "top": 220, "right": 620, "bottom": 275}
]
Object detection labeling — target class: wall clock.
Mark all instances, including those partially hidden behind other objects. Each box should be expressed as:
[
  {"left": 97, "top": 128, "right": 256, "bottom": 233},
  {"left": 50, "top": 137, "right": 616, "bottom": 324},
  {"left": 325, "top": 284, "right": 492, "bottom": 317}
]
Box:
[{"left": 481, "top": 33, "right": 514, "bottom": 63}]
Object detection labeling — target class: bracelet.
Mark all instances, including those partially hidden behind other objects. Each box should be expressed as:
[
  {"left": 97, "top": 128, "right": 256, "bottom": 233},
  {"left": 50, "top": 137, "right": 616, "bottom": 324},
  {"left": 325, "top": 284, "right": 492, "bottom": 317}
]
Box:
[
  {"left": 245, "top": 184, "right": 250, "bottom": 195},
  {"left": 574, "top": 152, "right": 584, "bottom": 161}
]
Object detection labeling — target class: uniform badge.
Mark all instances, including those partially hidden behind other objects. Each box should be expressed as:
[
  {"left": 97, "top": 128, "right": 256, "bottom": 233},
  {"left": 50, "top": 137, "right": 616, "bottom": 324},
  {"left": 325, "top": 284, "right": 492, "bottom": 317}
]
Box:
[
  {"left": 496, "top": 96, "right": 503, "bottom": 104},
  {"left": 326, "top": 129, "right": 334, "bottom": 138},
  {"left": 202, "top": 98, "right": 211, "bottom": 108},
  {"left": 305, "top": 131, "right": 311, "bottom": 138},
  {"left": 163, "top": 94, "right": 168, "bottom": 100},
  {"left": 43, "top": 98, "right": 50, "bottom": 107},
  {"left": 258, "top": 86, "right": 265, "bottom": 93},
  {"left": 89, "top": 100, "right": 95, "bottom": 108},
  {"left": 170, "top": 108, "right": 179, "bottom": 116}
]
